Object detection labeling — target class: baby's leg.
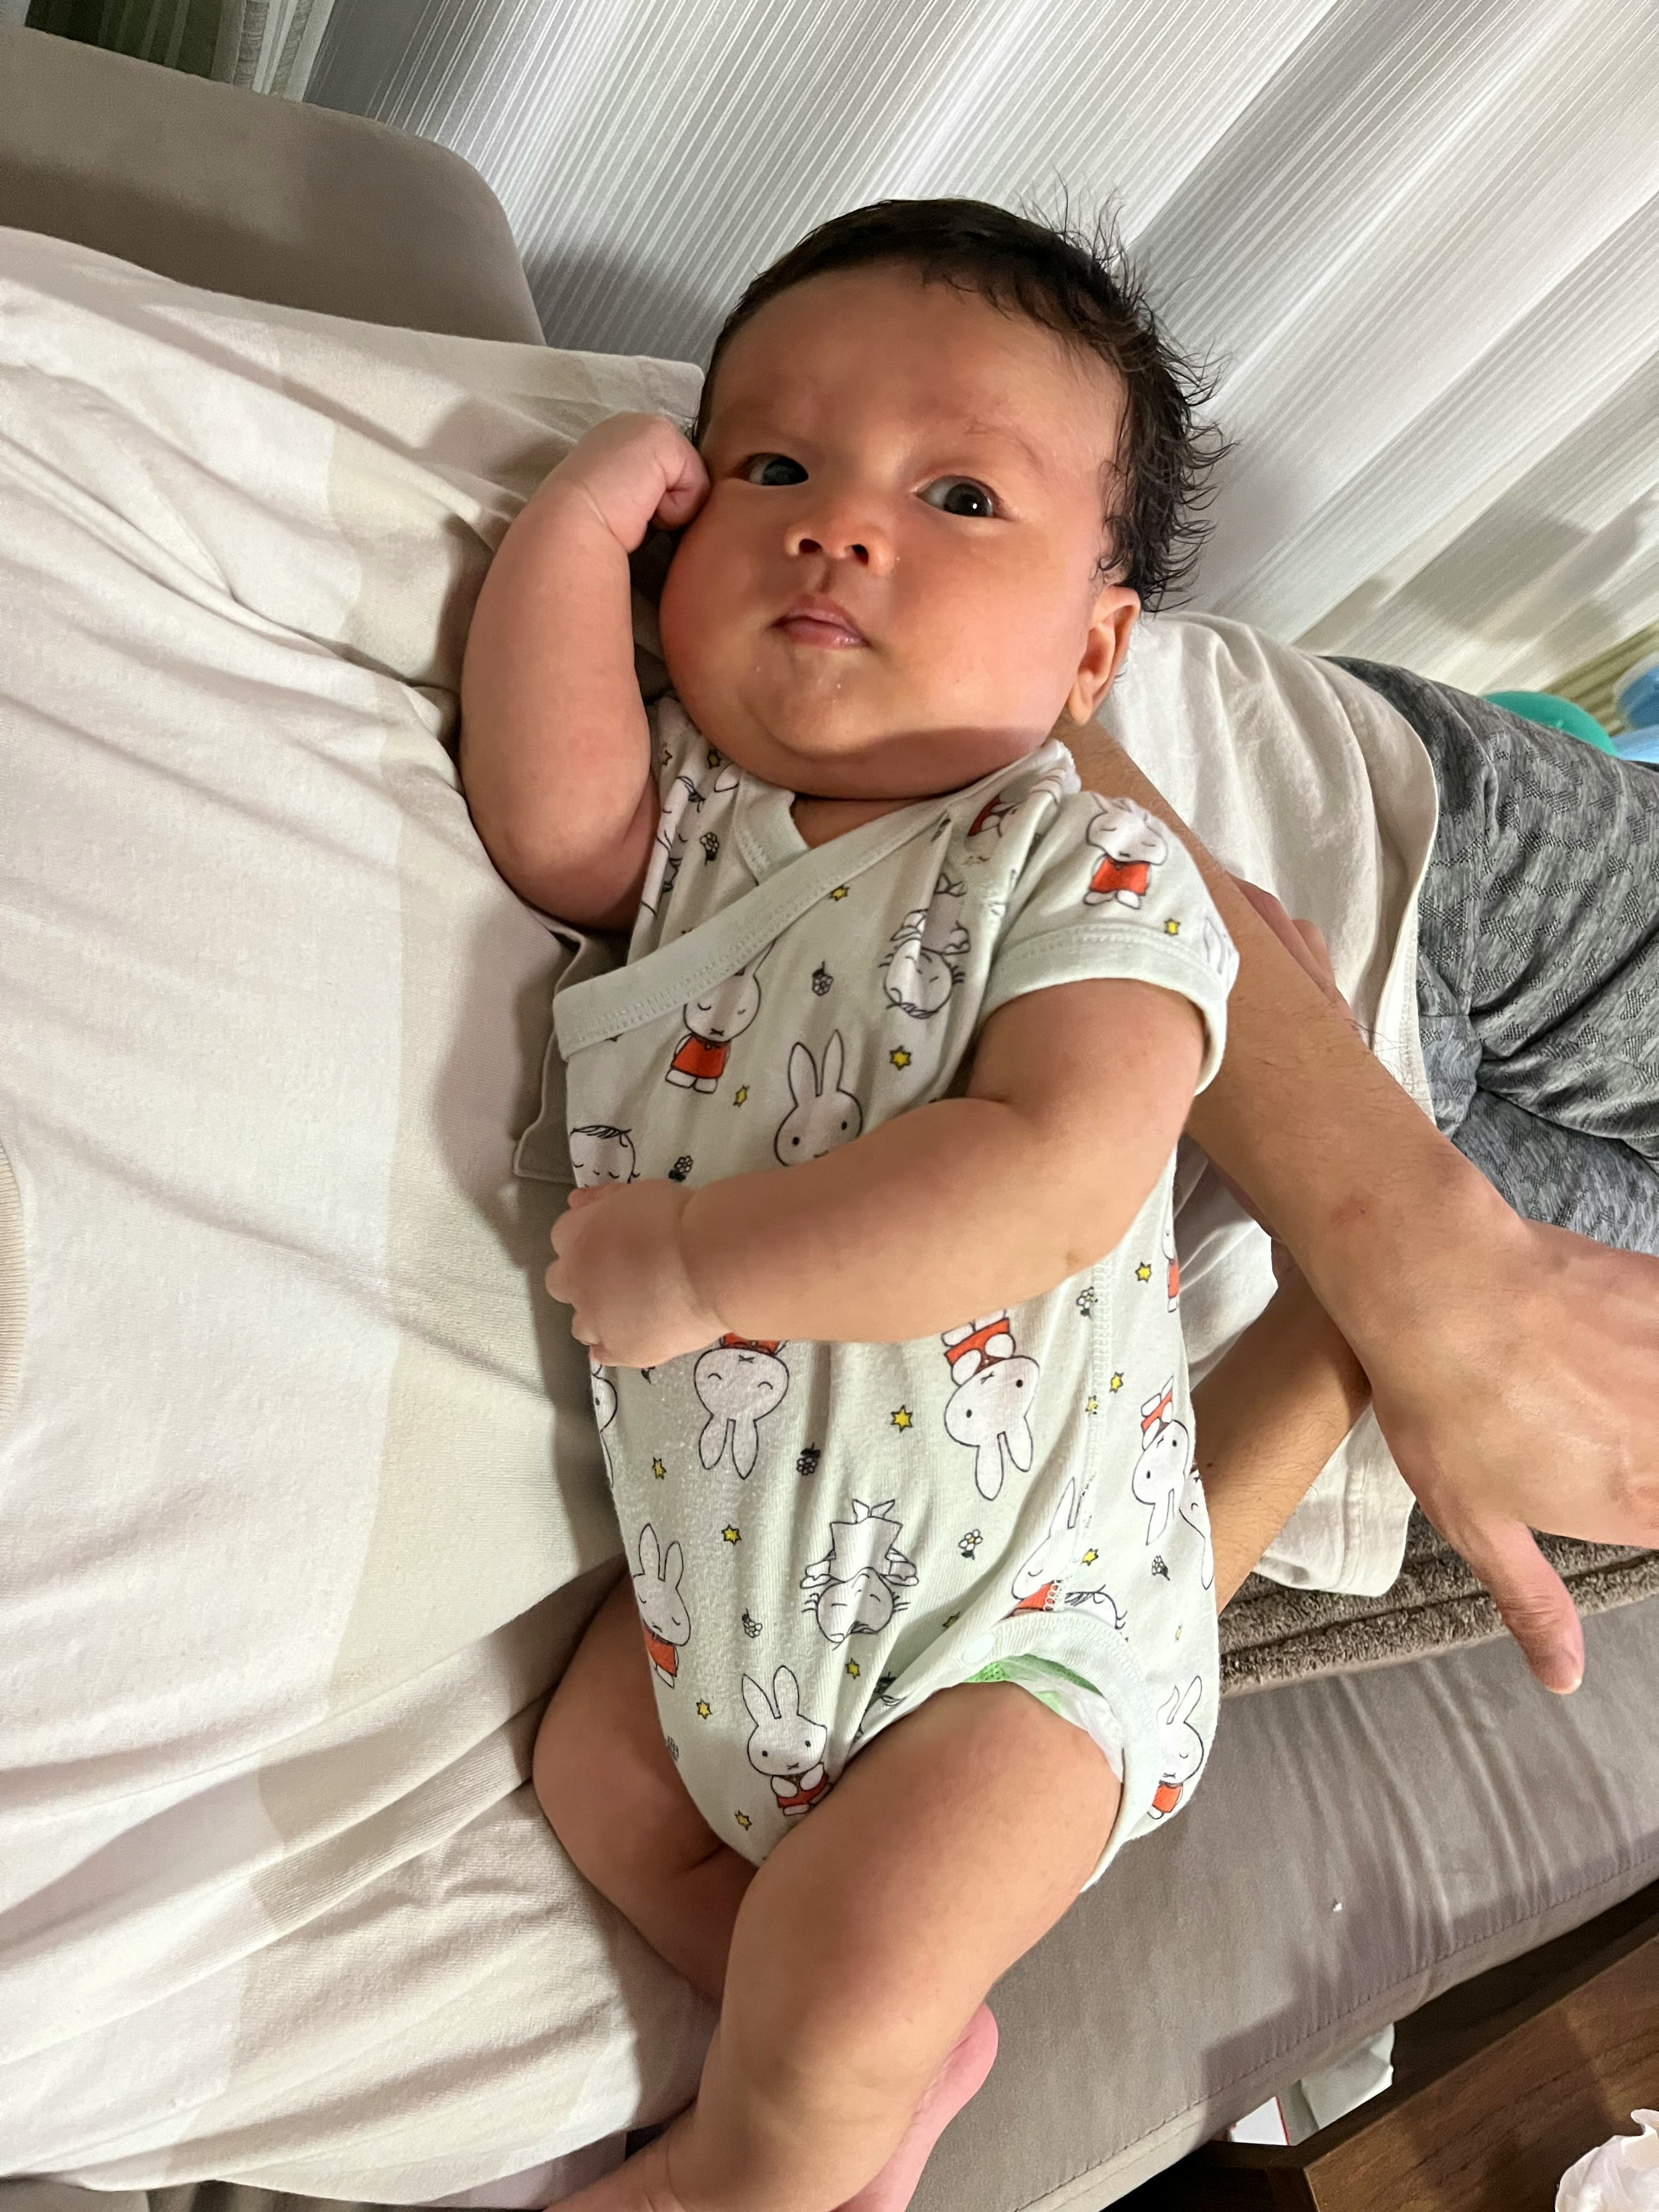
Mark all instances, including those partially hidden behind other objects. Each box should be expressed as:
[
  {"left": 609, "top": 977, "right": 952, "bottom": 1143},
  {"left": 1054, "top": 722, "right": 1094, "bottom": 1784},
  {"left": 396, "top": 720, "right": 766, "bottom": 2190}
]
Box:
[
  {"left": 534, "top": 1573, "right": 752, "bottom": 2000},
  {"left": 553, "top": 1677, "right": 1122, "bottom": 2212}
]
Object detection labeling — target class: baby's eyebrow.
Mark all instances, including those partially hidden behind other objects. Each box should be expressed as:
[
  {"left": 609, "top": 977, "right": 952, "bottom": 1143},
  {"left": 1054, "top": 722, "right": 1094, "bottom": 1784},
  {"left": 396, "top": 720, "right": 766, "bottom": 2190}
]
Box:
[{"left": 952, "top": 417, "right": 1051, "bottom": 477}]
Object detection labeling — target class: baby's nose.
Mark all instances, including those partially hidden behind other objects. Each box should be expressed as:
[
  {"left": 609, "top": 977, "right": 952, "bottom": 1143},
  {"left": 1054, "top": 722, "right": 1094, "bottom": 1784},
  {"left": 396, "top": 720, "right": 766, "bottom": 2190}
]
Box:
[{"left": 786, "top": 512, "right": 892, "bottom": 569}]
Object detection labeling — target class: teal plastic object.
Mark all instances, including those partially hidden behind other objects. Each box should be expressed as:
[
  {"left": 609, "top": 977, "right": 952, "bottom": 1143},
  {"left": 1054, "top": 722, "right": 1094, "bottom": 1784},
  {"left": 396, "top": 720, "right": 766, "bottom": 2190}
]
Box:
[{"left": 1483, "top": 689, "right": 1619, "bottom": 753}]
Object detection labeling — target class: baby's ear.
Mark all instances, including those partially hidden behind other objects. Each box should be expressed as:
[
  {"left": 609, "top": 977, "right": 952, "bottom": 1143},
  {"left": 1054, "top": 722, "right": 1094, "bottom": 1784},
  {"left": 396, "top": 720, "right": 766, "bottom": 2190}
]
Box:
[{"left": 1067, "top": 585, "right": 1139, "bottom": 724}]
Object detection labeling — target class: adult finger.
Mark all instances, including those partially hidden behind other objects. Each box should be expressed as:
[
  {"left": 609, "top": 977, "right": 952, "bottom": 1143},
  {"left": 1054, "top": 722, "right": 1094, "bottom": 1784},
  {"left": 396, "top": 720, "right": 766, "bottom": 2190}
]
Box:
[{"left": 1432, "top": 1509, "right": 1586, "bottom": 1694}]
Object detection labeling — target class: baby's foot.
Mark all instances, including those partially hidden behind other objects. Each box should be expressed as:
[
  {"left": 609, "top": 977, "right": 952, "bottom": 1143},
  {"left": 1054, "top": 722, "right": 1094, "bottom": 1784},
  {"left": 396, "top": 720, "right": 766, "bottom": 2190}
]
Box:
[{"left": 835, "top": 2002, "right": 999, "bottom": 2212}]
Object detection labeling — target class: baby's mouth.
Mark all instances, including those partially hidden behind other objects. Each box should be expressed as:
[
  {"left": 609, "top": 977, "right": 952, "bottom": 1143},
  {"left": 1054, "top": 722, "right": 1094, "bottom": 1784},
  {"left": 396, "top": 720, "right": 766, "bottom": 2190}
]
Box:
[{"left": 773, "top": 595, "right": 868, "bottom": 649}]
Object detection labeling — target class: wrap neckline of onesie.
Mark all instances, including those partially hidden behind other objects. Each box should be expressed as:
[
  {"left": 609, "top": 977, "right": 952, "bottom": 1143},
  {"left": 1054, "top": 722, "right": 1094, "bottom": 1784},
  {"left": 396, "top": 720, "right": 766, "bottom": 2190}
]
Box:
[{"left": 553, "top": 737, "right": 1072, "bottom": 1058}]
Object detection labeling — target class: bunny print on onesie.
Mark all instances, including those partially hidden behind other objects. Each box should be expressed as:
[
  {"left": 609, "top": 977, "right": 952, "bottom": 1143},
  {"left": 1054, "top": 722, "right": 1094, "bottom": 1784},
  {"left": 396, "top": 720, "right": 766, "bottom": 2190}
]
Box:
[{"left": 553, "top": 694, "right": 1239, "bottom": 1880}]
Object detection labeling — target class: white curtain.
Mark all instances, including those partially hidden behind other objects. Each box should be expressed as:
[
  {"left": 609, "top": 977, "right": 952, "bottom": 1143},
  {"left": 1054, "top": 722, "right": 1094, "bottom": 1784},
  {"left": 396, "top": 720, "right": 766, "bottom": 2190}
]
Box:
[
  {"left": 308, "top": 0, "right": 1659, "bottom": 692},
  {"left": 213, "top": 0, "right": 334, "bottom": 93}
]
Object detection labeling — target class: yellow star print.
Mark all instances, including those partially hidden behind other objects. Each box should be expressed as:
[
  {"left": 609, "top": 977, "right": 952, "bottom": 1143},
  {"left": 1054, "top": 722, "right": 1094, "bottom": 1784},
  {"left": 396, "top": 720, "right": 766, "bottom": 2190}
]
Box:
[
  {"left": 734, "top": 1084, "right": 749, "bottom": 1106},
  {"left": 829, "top": 885, "right": 849, "bottom": 901},
  {"left": 1164, "top": 918, "right": 1180, "bottom": 935},
  {"left": 1135, "top": 1262, "right": 1152, "bottom": 1282},
  {"left": 721, "top": 1524, "right": 741, "bottom": 1544},
  {"left": 890, "top": 1406, "right": 914, "bottom": 1431},
  {"left": 1082, "top": 1548, "right": 1099, "bottom": 1565},
  {"left": 734, "top": 1810, "right": 752, "bottom": 1829},
  {"left": 890, "top": 1047, "right": 912, "bottom": 1069},
  {"left": 696, "top": 1700, "right": 712, "bottom": 1719},
  {"left": 1085, "top": 1395, "right": 1099, "bottom": 1415},
  {"left": 651, "top": 1457, "right": 667, "bottom": 1480},
  {"left": 846, "top": 1659, "right": 861, "bottom": 1678},
  {"left": 1109, "top": 1371, "right": 1125, "bottom": 1391}
]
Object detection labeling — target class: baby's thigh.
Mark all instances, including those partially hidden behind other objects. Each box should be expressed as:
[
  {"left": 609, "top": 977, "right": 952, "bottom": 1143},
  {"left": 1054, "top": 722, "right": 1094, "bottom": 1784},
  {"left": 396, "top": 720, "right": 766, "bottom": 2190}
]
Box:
[
  {"left": 751, "top": 1678, "right": 1122, "bottom": 2034},
  {"left": 533, "top": 1572, "right": 717, "bottom": 1886}
]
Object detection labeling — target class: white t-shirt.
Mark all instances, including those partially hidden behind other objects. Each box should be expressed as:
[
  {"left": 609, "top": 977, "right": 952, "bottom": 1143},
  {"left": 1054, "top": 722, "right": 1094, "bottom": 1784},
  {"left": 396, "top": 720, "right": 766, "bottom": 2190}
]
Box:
[{"left": 1098, "top": 612, "right": 1441, "bottom": 1595}]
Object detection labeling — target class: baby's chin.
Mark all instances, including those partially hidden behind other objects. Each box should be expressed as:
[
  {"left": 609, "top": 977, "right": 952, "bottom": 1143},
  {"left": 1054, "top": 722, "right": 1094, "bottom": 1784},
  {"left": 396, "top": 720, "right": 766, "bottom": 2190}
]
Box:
[{"left": 679, "top": 689, "right": 1049, "bottom": 802}]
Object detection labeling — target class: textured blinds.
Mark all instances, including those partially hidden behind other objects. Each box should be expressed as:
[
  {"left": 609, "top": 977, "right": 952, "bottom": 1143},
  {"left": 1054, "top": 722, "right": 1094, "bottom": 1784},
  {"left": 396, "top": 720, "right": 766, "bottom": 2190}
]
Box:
[{"left": 310, "top": 0, "right": 1659, "bottom": 691}]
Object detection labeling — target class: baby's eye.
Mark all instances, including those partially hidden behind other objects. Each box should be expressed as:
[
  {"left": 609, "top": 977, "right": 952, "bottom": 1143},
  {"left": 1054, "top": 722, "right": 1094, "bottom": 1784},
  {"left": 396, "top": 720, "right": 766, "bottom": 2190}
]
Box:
[
  {"left": 742, "top": 454, "right": 808, "bottom": 487},
  {"left": 921, "top": 477, "right": 998, "bottom": 519}
]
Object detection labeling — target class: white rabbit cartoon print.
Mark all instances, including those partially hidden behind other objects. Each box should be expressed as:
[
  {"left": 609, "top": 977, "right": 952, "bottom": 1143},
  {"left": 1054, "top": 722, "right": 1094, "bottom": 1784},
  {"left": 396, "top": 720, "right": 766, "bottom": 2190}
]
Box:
[
  {"left": 1007, "top": 1477, "right": 1128, "bottom": 1627},
  {"left": 879, "top": 871, "right": 970, "bottom": 1017},
  {"left": 667, "top": 944, "right": 771, "bottom": 1093},
  {"left": 569, "top": 1124, "right": 637, "bottom": 1188},
  {"left": 1131, "top": 1378, "right": 1191, "bottom": 1546},
  {"left": 1008, "top": 1478, "right": 1084, "bottom": 1614},
  {"left": 694, "top": 1335, "right": 791, "bottom": 1478},
  {"left": 1083, "top": 797, "right": 1168, "bottom": 909},
  {"left": 1162, "top": 1214, "right": 1180, "bottom": 1311},
  {"left": 941, "top": 1313, "right": 1041, "bottom": 1501},
  {"left": 742, "top": 1666, "right": 830, "bottom": 1818},
  {"left": 773, "top": 1032, "right": 864, "bottom": 1163},
  {"left": 801, "top": 1498, "right": 918, "bottom": 1645},
  {"left": 632, "top": 1523, "right": 690, "bottom": 1688},
  {"left": 1178, "top": 1465, "right": 1214, "bottom": 1591},
  {"left": 1150, "top": 1676, "right": 1205, "bottom": 1817}
]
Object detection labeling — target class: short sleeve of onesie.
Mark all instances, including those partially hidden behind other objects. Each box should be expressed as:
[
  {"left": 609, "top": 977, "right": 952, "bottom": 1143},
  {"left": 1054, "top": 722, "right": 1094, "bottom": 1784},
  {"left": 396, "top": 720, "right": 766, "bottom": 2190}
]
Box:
[
  {"left": 556, "top": 702, "right": 1239, "bottom": 1888},
  {"left": 979, "top": 788, "right": 1237, "bottom": 1090}
]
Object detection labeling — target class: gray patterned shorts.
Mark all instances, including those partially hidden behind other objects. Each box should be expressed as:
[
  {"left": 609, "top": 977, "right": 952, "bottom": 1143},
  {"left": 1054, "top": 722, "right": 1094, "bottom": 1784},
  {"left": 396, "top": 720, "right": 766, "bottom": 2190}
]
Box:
[{"left": 1333, "top": 658, "right": 1659, "bottom": 1256}]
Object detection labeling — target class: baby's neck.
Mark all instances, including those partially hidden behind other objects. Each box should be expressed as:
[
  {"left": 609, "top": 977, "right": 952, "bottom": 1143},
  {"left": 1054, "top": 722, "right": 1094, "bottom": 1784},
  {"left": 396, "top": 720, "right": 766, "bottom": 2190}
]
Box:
[{"left": 790, "top": 791, "right": 916, "bottom": 851}]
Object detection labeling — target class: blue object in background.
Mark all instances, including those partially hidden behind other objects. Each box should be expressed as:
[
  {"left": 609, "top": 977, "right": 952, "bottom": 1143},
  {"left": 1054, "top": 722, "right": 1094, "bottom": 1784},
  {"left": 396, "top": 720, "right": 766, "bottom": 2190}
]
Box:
[
  {"left": 1613, "top": 653, "right": 1659, "bottom": 733},
  {"left": 1615, "top": 728, "right": 1659, "bottom": 764},
  {"left": 1483, "top": 689, "right": 1619, "bottom": 754}
]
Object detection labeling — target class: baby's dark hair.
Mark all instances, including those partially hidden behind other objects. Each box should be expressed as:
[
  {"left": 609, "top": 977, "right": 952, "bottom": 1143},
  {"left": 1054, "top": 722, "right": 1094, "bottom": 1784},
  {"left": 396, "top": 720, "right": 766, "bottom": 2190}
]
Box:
[{"left": 693, "top": 197, "right": 1227, "bottom": 609}]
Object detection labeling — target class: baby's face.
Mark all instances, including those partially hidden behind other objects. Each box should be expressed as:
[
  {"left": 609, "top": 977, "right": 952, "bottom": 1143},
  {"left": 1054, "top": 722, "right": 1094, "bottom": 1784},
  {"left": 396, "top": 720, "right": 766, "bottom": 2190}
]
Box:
[{"left": 658, "top": 265, "right": 1137, "bottom": 802}]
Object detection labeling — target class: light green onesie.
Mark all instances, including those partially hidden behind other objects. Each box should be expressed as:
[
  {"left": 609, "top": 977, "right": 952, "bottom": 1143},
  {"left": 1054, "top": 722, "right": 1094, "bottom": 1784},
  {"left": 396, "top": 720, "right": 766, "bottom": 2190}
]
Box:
[{"left": 556, "top": 697, "right": 1237, "bottom": 1880}]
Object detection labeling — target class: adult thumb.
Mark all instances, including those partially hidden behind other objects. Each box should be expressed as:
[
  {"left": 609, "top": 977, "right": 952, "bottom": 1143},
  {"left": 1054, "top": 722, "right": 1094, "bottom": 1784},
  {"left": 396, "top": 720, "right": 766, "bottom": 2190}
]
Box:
[{"left": 1441, "top": 1512, "right": 1585, "bottom": 1694}]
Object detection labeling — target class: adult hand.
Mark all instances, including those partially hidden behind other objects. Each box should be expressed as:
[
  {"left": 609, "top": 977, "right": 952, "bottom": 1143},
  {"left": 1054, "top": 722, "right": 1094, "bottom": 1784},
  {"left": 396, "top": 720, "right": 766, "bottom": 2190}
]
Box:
[{"left": 1215, "top": 881, "right": 1659, "bottom": 1694}]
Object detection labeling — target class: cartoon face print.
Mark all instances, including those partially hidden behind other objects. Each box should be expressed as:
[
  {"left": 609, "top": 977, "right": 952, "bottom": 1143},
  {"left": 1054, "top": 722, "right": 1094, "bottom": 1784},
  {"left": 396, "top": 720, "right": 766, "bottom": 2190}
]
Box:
[
  {"left": 694, "top": 1335, "right": 790, "bottom": 1478},
  {"left": 773, "top": 1032, "right": 864, "bottom": 1163},
  {"left": 741, "top": 1665, "right": 830, "bottom": 1817},
  {"left": 1131, "top": 1379, "right": 1192, "bottom": 1547},
  {"left": 667, "top": 944, "right": 772, "bottom": 1094},
  {"left": 632, "top": 1522, "right": 690, "bottom": 1687},
  {"left": 1149, "top": 1675, "right": 1205, "bottom": 1818},
  {"left": 569, "top": 1124, "right": 638, "bottom": 1189},
  {"left": 942, "top": 1313, "right": 1041, "bottom": 1501},
  {"left": 1179, "top": 1465, "right": 1214, "bottom": 1592},
  {"left": 801, "top": 1498, "right": 918, "bottom": 1645},
  {"left": 880, "top": 871, "right": 972, "bottom": 1019},
  {"left": 1162, "top": 1213, "right": 1180, "bottom": 1312},
  {"left": 1083, "top": 797, "right": 1168, "bottom": 909}
]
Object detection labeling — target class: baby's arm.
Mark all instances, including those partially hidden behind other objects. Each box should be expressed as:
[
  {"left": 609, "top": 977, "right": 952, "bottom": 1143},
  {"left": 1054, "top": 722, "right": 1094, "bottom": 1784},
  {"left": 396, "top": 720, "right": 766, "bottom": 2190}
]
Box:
[
  {"left": 549, "top": 974, "right": 1204, "bottom": 1363},
  {"left": 459, "top": 414, "right": 707, "bottom": 927}
]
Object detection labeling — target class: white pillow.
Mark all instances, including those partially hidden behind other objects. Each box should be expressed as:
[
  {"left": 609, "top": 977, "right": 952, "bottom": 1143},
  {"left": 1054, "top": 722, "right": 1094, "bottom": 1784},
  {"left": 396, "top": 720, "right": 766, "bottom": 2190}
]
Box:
[{"left": 0, "top": 227, "right": 708, "bottom": 2201}]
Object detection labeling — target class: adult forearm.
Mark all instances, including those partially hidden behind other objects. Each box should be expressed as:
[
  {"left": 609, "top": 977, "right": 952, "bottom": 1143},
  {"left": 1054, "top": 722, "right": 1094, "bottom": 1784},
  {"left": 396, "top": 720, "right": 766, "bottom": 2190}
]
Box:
[
  {"left": 1065, "top": 722, "right": 1509, "bottom": 1357},
  {"left": 1193, "top": 1271, "right": 1372, "bottom": 1611}
]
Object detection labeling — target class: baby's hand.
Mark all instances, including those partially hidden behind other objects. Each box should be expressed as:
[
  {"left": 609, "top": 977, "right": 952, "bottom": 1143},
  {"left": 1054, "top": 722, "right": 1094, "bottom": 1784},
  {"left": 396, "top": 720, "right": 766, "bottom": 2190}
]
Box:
[
  {"left": 546, "top": 1180, "right": 725, "bottom": 1368},
  {"left": 543, "top": 412, "right": 709, "bottom": 554}
]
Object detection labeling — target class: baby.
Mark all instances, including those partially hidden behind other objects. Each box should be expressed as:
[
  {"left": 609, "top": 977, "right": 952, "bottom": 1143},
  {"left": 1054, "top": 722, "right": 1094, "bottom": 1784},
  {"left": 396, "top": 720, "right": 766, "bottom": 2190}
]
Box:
[{"left": 462, "top": 200, "right": 1239, "bottom": 2212}]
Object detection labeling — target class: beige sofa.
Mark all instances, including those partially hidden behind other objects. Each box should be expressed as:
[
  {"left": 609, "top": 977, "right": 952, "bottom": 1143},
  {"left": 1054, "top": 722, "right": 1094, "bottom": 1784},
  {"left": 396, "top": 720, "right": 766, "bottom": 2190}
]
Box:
[{"left": 1, "top": 24, "right": 1655, "bottom": 2212}]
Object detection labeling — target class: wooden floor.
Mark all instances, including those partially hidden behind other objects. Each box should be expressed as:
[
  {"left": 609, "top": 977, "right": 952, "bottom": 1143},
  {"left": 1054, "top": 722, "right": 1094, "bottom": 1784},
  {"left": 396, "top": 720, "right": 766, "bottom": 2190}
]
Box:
[{"left": 1117, "top": 1879, "right": 1659, "bottom": 2211}]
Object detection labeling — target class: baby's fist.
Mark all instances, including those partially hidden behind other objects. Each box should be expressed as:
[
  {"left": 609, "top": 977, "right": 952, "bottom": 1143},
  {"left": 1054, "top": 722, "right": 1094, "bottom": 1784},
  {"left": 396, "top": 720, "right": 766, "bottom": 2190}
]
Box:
[
  {"left": 546, "top": 1179, "right": 723, "bottom": 1369},
  {"left": 546, "top": 413, "right": 709, "bottom": 553}
]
